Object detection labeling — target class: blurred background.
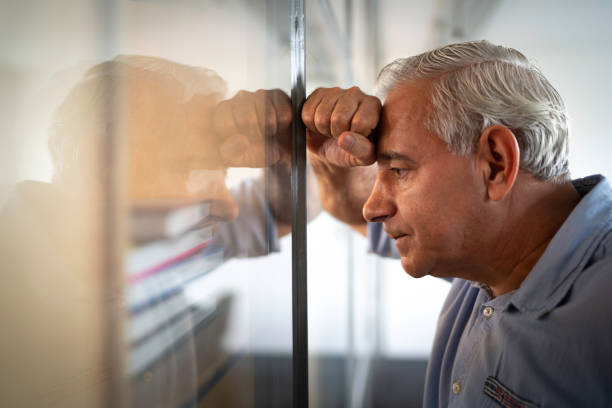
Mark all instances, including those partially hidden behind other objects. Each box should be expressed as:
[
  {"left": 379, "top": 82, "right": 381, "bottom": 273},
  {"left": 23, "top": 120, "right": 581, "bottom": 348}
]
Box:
[{"left": 1, "top": 0, "right": 610, "bottom": 407}]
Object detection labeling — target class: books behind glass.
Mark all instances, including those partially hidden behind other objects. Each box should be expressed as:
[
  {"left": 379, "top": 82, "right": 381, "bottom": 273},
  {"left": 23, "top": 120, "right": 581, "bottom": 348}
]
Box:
[{"left": 125, "top": 199, "right": 227, "bottom": 379}]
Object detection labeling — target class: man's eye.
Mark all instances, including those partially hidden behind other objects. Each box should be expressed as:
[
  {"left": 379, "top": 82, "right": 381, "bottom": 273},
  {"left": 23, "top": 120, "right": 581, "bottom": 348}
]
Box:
[{"left": 391, "top": 168, "right": 408, "bottom": 177}]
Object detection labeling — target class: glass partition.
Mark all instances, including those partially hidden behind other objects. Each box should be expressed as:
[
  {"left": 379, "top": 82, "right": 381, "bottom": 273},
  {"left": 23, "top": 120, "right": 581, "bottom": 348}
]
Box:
[
  {"left": 5, "top": 1, "right": 610, "bottom": 408},
  {"left": 0, "top": 0, "right": 296, "bottom": 406}
]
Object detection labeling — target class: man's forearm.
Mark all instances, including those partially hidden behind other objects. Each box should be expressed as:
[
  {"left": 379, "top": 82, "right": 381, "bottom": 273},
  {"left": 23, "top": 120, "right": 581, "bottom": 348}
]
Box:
[
  {"left": 266, "top": 161, "right": 292, "bottom": 229},
  {"left": 310, "top": 153, "right": 376, "bottom": 229}
]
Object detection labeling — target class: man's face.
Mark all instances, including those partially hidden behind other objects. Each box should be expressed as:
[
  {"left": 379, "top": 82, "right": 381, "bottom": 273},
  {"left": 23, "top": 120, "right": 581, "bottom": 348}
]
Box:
[{"left": 363, "top": 80, "right": 489, "bottom": 279}]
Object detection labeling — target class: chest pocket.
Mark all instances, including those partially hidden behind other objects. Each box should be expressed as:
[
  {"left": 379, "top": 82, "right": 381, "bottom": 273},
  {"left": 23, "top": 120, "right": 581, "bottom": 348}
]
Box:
[{"left": 481, "top": 376, "right": 539, "bottom": 408}]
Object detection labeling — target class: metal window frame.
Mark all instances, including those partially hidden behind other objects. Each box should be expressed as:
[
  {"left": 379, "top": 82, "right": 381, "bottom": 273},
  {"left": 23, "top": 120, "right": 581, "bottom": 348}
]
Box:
[{"left": 290, "top": 0, "right": 309, "bottom": 407}]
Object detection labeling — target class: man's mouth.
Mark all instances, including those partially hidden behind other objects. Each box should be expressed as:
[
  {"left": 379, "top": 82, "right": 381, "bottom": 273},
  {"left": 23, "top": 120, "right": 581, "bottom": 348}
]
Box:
[
  {"left": 385, "top": 229, "right": 409, "bottom": 240},
  {"left": 391, "top": 233, "right": 408, "bottom": 240}
]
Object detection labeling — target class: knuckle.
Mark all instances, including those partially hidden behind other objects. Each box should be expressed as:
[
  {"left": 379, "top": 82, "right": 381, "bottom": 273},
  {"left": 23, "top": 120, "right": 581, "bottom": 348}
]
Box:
[
  {"left": 347, "top": 86, "right": 363, "bottom": 95},
  {"left": 279, "top": 109, "right": 293, "bottom": 126},
  {"left": 369, "top": 96, "right": 382, "bottom": 109},
  {"left": 264, "top": 115, "right": 276, "bottom": 131},
  {"left": 354, "top": 118, "right": 377, "bottom": 136},
  {"left": 215, "top": 99, "right": 229, "bottom": 112},
  {"left": 301, "top": 108, "right": 314, "bottom": 125},
  {"left": 235, "top": 90, "right": 251, "bottom": 104},
  {"left": 330, "top": 111, "right": 349, "bottom": 129},
  {"left": 311, "top": 87, "right": 322, "bottom": 95},
  {"left": 351, "top": 116, "right": 368, "bottom": 131},
  {"left": 255, "top": 89, "right": 267, "bottom": 101},
  {"left": 314, "top": 114, "right": 328, "bottom": 131},
  {"left": 321, "top": 87, "right": 341, "bottom": 98},
  {"left": 271, "top": 88, "right": 285, "bottom": 98},
  {"left": 308, "top": 88, "right": 322, "bottom": 99}
]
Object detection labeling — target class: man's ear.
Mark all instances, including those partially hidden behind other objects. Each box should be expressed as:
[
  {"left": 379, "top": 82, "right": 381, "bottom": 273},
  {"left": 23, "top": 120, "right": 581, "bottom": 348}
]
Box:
[{"left": 477, "top": 125, "right": 520, "bottom": 201}]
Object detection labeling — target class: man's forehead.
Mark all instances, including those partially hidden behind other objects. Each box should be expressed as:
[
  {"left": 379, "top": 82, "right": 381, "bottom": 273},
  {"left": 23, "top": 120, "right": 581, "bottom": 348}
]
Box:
[
  {"left": 382, "top": 79, "right": 432, "bottom": 118},
  {"left": 375, "top": 79, "right": 444, "bottom": 163},
  {"left": 378, "top": 82, "right": 431, "bottom": 136}
]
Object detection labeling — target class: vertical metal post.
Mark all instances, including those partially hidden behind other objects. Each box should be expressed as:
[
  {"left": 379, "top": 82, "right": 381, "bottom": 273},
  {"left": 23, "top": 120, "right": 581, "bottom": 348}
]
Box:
[
  {"left": 290, "top": 0, "right": 308, "bottom": 407},
  {"left": 98, "top": 1, "right": 127, "bottom": 407}
]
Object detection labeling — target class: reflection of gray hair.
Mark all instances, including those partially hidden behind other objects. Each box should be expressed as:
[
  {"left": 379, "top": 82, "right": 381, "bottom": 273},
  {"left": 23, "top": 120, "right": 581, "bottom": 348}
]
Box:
[
  {"left": 376, "top": 40, "right": 570, "bottom": 181},
  {"left": 48, "top": 56, "right": 226, "bottom": 182}
]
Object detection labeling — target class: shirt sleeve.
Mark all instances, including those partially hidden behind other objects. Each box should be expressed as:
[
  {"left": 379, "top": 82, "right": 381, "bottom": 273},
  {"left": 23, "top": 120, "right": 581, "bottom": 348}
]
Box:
[
  {"left": 367, "top": 222, "right": 400, "bottom": 259},
  {"left": 212, "top": 177, "right": 280, "bottom": 260}
]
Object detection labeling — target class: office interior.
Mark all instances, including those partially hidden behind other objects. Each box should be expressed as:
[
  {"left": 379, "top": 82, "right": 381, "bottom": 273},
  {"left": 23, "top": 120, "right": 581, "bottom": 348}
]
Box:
[{"left": 1, "top": 0, "right": 611, "bottom": 407}]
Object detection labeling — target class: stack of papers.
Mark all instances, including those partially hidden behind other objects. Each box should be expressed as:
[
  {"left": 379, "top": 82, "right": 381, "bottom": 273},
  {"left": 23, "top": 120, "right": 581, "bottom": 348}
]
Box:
[{"left": 125, "top": 200, "right": 226, "bottom": 377}]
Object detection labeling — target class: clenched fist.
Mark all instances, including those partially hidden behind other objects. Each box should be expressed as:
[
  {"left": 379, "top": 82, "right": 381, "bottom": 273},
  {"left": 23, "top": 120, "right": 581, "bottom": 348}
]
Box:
[
  {"left": 212, "top": 89, "right": 292, "bottom": 167},
  {"left": 302, "top": 86, "right": 381, "bottom": 167}
]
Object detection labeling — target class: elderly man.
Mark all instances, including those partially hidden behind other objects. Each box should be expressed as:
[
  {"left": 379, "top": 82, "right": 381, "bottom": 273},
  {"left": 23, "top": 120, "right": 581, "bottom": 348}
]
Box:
[{"left": 303, "top": 40, "right": 612, "bottom": 407}]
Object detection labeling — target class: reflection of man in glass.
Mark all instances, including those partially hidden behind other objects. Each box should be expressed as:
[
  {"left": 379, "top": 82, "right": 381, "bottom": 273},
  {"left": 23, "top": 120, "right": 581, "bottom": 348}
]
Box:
[
  {"left": 0, "top": 55, "right": 294, "bottom": 407},
  {"left": 50, "top": 55, "right": 292, "bottom": 215}
]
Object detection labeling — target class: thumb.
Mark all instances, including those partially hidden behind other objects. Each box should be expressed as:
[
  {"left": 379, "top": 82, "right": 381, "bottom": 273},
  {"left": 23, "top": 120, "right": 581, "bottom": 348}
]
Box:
[{"left": 338, "top": 131, "right": 375, "bottom": 165}]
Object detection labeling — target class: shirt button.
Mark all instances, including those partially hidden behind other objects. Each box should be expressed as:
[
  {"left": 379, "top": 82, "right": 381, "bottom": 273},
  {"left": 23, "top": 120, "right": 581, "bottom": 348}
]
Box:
[
  {"left": 483, "top": 306, "right": 494, "bottom": 319},
  {"left": 452, "top": 381, "right": 461, "bottom": 395}
]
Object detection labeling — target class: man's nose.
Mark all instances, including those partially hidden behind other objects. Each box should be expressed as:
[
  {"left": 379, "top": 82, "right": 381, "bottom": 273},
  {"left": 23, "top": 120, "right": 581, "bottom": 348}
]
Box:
[{"left": 362, "top": 177, "right": 395, "bottom": 223}]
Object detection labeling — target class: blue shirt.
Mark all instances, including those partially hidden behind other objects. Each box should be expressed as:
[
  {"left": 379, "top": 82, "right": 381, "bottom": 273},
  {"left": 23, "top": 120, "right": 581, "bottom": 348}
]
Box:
[{"left": 368, "top": 175, "right": 612, "bottom": 407}]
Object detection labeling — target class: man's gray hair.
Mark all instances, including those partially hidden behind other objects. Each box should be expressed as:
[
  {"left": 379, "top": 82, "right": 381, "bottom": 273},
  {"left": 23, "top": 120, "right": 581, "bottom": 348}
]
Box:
[
  {"left": 376, "top": 40, "right": 570, "bottom": 181},
  {"left": 48, "top": 56, "right": 226, "bottom": 183}
]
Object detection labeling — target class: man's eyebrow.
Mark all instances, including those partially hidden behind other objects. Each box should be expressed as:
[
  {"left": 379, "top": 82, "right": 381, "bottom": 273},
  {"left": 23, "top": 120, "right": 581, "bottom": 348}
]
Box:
[{"left": 377, "top": 151, "right": 418, "bottom": 165}]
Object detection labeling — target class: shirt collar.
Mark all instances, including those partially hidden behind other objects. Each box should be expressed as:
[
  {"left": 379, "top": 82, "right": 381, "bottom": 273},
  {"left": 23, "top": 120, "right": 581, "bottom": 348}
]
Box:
[{"left": 508, "top": 175, "right": 612, "bottom": 316}]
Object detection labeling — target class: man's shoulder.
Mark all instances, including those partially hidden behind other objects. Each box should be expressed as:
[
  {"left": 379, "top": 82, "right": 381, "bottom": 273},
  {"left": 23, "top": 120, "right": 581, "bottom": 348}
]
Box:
[
  {"left": 574, "top": 174, "right": 612, "bottom": 270},
  {"left": 573, "top": 227, "right": 612, "bottom": 300},
  {"left": 548, "top": 216, "right": 612, "bottom": 333},
  {"left": 546, "top": 175, "right": 612, "bottom": 314},
  {"left": 590, "top": 224, "right": 612, "bottom": 262}
]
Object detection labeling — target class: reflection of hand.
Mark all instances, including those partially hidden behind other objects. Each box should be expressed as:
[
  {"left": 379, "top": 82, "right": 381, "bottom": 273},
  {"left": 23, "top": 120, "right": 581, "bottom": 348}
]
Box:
[
  {"left": 212, "top": 89, "right": 292, "bottom": 167},
  {"left": 302, "top": 87, "right": 381, "bottom": 167}
]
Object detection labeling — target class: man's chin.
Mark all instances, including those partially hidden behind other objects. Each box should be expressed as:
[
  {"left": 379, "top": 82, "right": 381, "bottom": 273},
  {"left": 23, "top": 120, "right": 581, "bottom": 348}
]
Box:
[{"left": 400, "top": 257, "right": 429, "bottom": 279}]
